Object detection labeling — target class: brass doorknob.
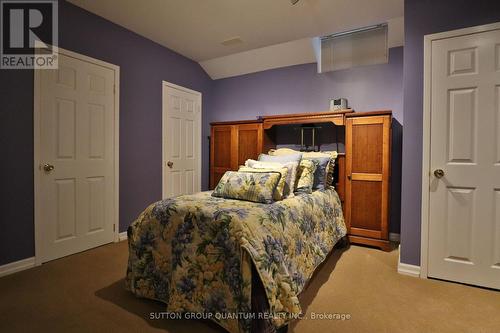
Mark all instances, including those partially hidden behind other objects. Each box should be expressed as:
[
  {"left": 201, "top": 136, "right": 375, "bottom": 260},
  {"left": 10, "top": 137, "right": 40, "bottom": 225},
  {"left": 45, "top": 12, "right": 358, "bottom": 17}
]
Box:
[
  {"left": 43, "top": 163, "right": 55, "bottom": 172},
  {"left": 167, "top": 161, "right": 173, "bottom": 168},
  {"left": 434, "top": 169, "right": 445, "bottom": 178}
]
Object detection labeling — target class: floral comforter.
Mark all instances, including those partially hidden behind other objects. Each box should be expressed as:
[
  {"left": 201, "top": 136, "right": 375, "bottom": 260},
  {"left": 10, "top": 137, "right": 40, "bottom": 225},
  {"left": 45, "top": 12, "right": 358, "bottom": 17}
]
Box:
[{"left": 125, "top": 188, "right": 346, "bottom": 333}]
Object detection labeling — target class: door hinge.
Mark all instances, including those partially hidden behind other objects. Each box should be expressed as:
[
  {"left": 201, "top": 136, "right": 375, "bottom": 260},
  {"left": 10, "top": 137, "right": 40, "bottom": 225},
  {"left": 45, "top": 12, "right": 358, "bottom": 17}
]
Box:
[
  {"left": 113, "top": 224, "right": 116, "bottom": 232},
  {"left": 113, "top": 84, "right": 116, "bottom": 94}
]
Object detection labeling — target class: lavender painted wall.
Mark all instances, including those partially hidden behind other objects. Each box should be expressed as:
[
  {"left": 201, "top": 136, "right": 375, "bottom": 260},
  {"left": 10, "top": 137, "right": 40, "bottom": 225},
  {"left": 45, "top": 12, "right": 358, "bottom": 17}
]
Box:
[
  {"left": 212, "top": 47, "right": 403, "bottom": 123},
  {"left": 211, "top": 47, "right": 404, "bottom": 234},
  {"left": 401, "top": 0, "right": 500, "bottom": 265},
  {"left": 0, "top": 0, "right": 212, "bottom": 265}
]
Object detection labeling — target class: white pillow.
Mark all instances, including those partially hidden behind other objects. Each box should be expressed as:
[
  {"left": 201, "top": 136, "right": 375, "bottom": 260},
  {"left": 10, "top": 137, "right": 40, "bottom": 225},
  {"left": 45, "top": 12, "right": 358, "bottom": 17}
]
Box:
[
  {"left": 268, "top": 148, "right": 299, "bottom": 156},
  {"left": 269, "top": 148, "right": 337, "bottom": 159},
  {"left": 245, "top": 160, "right": 283, "bottom": 169}
]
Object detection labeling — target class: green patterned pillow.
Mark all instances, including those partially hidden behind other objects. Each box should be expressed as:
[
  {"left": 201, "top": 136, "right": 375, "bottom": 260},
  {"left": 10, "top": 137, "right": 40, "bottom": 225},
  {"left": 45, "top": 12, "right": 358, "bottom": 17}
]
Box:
[
  {"left": 295, "top": 159, "right": 317, "bottom": 194},
  {"left": 239, "top": 165, "right": 289, "bottom": 200},
  {"left": 212, "top": 171, "right": 282, "bottom": 204}
]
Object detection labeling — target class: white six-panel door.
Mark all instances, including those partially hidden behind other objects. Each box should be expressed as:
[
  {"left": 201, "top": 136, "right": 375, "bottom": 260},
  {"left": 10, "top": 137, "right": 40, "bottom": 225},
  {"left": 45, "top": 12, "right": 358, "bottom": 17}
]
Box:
[
  {"left": 35, "top": 50, "right": 118, "bottom": 263},
  {"left": 428, "top": 27, "right": 500, "bottom": 289},
  {"left": 162, "top": 82, "right": 201, "bottom": 198}
]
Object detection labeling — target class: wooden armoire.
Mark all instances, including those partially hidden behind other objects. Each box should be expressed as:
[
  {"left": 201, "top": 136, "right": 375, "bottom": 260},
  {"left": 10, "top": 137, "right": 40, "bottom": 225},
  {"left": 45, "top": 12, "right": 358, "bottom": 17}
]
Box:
[
  {"left": 344, "top": 111, "right": 391, "bottom": 251},
  {"left": 210, "top": 120, "right": 262, "bottom": 189},
  {"left": 209, "top": 110, "right": 392, "bottom": 251}
]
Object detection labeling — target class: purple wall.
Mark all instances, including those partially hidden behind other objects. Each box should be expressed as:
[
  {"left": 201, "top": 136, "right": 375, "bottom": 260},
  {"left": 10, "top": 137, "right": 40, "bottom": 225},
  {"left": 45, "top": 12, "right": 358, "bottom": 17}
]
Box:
[
  {"left": 211, "top": 47, "right": 403, "bottom": 123},
  {"left": 211, "top": 47, "right": 404, "bottom": 234},
  {"left": 401, "top": 0, "right": 500, "bottom": 265},
  {"left": 0, "top": 0, "right": 212, "bottom": 265}
]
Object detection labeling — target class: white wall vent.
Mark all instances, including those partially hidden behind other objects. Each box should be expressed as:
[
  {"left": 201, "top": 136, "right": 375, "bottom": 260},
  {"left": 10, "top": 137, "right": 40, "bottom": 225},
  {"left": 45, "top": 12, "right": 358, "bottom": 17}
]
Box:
[{"left": 314, "top": 24, "right": 388, "bottom": 73}]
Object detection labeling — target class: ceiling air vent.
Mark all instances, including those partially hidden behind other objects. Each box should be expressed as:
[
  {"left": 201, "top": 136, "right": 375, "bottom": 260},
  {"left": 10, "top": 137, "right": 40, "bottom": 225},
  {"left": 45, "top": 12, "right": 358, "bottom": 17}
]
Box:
[
  {"left": 221, "top": 37, "right": 243, "bottom": 46},
  {"left": 314, "top": 24, "right": 388, "bottom": 73}
]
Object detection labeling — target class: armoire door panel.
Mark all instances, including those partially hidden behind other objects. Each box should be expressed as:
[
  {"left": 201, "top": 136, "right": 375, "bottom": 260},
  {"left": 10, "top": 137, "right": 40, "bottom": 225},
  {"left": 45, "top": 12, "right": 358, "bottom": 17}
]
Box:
[
  {"left": 238, "top": 128, "right": 261, "bottom": 166},
  {"left": 350, "top": 180, "right": 382, "bottom": 231},
  {"left": 351, "top": 123, "right": 383, "bottom": 174},
  {"left": 213, "top": 127, "right": 232, "bottom": 169}
]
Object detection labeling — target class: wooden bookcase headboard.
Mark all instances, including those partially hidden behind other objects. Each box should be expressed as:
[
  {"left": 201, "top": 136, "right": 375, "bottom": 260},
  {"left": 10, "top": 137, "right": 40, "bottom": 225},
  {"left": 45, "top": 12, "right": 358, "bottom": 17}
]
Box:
[{"left": 210, "top": 110, "right": 392, "bottom": 251}]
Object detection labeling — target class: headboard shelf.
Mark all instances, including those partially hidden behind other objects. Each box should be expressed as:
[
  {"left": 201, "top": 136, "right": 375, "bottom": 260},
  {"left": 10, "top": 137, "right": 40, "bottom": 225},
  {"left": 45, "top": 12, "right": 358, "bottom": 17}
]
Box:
[
  {"left": 210, "top": 119, "right": 261, "bottom": 126},
  {"left": 210, "top": 109, "right": 392, "bottom": 251},
  {"left": 260, "top": 109, "right": 353, "bottom": 129}
]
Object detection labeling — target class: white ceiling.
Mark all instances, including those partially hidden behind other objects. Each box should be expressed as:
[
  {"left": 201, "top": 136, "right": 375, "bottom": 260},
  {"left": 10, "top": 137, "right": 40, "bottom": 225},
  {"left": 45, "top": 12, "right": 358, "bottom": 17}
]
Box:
[
  {"left": 200, "top": 16, "right": 404, "bottom": 79},
  {"left": 67, "top": 0, "right": 404, "bottom": 62}
]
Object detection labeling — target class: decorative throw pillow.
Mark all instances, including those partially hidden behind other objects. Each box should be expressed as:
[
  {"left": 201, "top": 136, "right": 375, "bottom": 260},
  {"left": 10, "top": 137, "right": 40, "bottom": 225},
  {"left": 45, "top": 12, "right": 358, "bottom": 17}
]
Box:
[
  {"left": 295, "top": 159, "right": 317, "bottom": 194},
  {"left": 212, "top": 171, "right": 282, "bottom": 204},
  {"left": 305, "top": 156, "right": 330, "bottom": 190},
  {"left": 302, "top": 151, "right": 338, "bottom": 159},
  {"left": 244, "top": 159, "right": 298, "bottom": 198},
  {"left": 308, "top": 151, "right": 338, "bottom": 187},
  {"left": 238, "top": 166, "right": 288, "bottom": 200},
  {"left": 269, "top": 148, "right": 338, "bottom": 189},
  {"left": 303, "top": 151, "right": 338, "bottom": 187}
]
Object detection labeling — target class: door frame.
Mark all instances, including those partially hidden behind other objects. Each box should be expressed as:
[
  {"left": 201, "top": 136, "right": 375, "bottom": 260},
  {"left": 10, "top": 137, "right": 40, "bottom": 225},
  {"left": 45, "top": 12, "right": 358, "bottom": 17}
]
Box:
[
  {"left": 421, "top": 22, "right": 500, "bottom": 278},
  {"left": 162, "top": 81, "right": 202, "bottom": 199},
  {"left": 34, "top": 47, "right": 120, "bottom": 266}
]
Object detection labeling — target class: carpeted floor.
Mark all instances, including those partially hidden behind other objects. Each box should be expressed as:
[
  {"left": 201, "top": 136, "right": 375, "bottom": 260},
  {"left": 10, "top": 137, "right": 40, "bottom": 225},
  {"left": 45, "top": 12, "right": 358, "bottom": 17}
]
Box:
[{"left": 1, "top": 241, "right": 499, "bottom": 333}]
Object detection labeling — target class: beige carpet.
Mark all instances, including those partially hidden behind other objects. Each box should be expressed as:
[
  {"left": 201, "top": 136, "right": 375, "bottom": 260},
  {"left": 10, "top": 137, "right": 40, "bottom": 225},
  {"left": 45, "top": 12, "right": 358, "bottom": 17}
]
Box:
[{"left": 1, "top": 241, "right": 499, "bottom": 333}]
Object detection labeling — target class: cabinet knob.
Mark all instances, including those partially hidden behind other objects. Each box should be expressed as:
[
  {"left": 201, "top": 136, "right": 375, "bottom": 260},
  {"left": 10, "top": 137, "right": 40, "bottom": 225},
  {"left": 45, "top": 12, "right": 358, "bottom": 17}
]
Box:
[{"left": 167, "top": 161, "right": 173, "bottom": 168}]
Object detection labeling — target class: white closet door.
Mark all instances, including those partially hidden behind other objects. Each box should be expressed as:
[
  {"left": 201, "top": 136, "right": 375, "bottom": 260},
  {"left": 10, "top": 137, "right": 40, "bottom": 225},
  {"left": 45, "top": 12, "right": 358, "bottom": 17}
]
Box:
[
  {"left": 162, "top": 83, "right": 201, "bottom": 198},
  {"left": 428, "top": 27, "right": 500, "bottom": 289},
  {"left": 37, "top": 52, "right": 117, "bottom": 263}
]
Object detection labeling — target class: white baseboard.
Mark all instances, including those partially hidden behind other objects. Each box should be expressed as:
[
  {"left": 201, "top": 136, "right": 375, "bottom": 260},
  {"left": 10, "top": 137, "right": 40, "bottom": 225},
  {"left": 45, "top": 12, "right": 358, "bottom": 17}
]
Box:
[
  {"left": 389, "top": 233, "right": 400, "bottom": 242},
  {"left": 0, "top": 257, "right": 35, "bottom": 278},
  {"left": 398, "top": 262, "right": 421, "bottom": 278},
  {"left": 118, "top": 231, "right": 128, "bottom": 241},
  {"left": 397, "top": 245, "right": 421, "bottom": 278}
]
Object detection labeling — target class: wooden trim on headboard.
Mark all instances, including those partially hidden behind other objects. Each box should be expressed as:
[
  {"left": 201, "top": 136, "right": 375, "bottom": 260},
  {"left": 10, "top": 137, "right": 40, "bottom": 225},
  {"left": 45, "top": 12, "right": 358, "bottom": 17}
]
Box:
[
  {"left": 210, "top": 119, "right": 262, "bottom": 126},
  {"left": 345, "top": 110, "right": 392, "bottom": 117},
  {"left": 261, "top": 110, "right": 353, "bottom": 129},
  {"left": 260, "top": 109, "right": 353, "bottom": 120}
]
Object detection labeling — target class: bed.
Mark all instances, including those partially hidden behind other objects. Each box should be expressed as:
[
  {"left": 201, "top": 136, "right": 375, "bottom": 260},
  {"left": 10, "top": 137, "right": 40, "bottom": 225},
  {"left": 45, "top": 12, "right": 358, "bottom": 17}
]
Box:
[{"left": 125, "top": 188, "right": 346, "bottom": 333}]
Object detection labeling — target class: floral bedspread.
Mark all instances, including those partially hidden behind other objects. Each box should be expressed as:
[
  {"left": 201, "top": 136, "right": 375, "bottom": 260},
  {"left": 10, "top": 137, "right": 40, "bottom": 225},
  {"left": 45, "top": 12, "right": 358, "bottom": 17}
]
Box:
[{"left": 125, "top": 189, "right": 346, "bottom": 333}]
